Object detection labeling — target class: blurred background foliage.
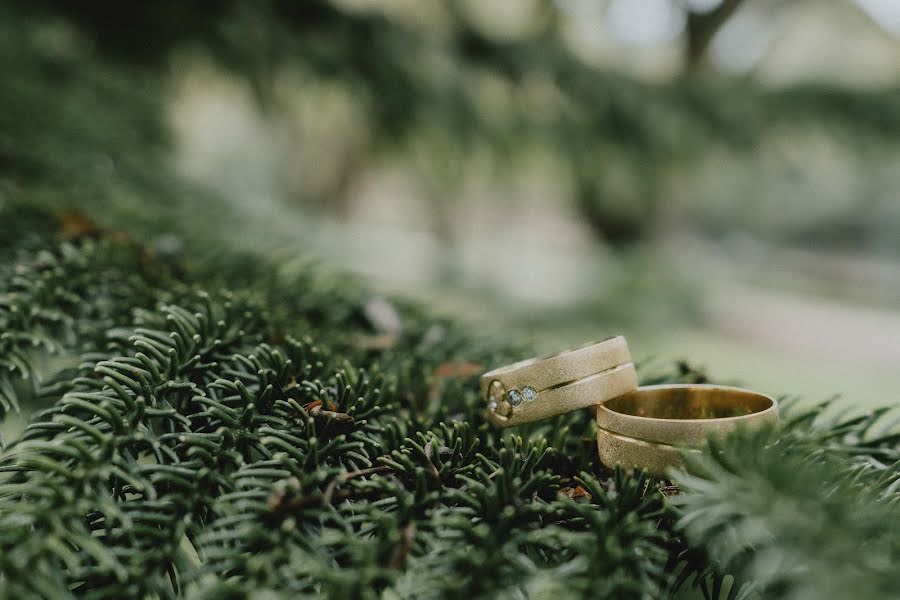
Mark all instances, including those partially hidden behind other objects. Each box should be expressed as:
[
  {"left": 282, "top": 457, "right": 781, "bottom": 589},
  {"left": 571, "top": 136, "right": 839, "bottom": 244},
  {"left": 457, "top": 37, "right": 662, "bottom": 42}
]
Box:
[{"left": 3, "top": 0, "right": 900, "bottom": 407}]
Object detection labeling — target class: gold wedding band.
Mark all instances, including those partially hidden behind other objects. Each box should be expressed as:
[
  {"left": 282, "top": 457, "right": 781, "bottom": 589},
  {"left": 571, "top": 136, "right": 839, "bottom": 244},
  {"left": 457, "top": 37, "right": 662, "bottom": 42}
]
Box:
[
  {"left": 595, "top": 384, "right": 778, "bottom": 476},
  {"left": 482, "top": 337, "right": 637, "bottom": 427}
]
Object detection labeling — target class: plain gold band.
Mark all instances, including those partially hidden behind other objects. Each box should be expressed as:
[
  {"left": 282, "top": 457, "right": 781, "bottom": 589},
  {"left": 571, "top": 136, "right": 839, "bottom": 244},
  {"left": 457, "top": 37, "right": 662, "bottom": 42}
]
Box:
[
  {"left": 596, "top": 384, "right": 778, "bottom": 476},
  {"left": 596, "top": 430, "right": 703, "bottom": 478},
  {"left": 485, "top": 362, "right": 638, "bottom": 428}
]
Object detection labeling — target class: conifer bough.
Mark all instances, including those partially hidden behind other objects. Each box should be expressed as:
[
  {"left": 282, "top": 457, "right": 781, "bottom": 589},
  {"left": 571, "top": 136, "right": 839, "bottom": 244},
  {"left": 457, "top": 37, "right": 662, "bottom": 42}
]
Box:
[{"left": 0, "top": 204, "right": 897, "bottom": 599}]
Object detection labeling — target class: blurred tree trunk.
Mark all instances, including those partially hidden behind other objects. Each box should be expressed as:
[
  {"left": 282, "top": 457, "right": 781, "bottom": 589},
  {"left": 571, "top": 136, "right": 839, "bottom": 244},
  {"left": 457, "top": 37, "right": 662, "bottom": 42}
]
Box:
[
  {"left": 685, "top": 0, "right": 746, "bottom": 68},
  {"left": 574, "top": 175, "right": 659, "bottom": 246}
]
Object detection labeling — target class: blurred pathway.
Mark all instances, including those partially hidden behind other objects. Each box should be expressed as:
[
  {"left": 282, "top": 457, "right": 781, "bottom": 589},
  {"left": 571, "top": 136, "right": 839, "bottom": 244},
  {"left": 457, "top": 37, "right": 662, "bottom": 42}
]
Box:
[{"left": 709, "top": 284, "right": 900, "bottom": 368}]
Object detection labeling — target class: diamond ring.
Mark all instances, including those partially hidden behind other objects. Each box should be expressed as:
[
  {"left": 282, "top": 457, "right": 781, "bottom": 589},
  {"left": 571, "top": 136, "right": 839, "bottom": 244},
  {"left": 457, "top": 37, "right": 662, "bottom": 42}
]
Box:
[{"left": 481, "top": 337, "right": 637, "bottom": 428}]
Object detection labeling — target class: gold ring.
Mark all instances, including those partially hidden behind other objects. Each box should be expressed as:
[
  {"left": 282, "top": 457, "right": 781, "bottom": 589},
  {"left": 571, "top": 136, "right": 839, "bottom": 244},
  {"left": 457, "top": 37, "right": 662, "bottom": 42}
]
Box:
[
  {"left": 595, "top": 384, "right": 778, "bottom": 476},
  {"left": 482, "top": 337, "right": 637, "bottom": 427}
]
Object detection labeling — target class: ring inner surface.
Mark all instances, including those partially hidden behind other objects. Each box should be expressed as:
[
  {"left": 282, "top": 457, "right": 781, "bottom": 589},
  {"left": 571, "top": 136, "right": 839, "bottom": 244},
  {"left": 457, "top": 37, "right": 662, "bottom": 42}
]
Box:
[{"left": 604, "top": 387, "right": 772, "bottom": 420}]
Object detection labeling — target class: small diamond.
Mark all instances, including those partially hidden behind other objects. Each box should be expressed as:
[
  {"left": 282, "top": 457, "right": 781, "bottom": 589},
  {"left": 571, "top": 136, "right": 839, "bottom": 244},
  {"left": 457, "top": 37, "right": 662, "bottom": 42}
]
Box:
[
  {"left": 507, "top": 389, "right": 523, "bottom": 406},
  {"left": 522, "top": 387, "right": 537, "bottom": 402}
]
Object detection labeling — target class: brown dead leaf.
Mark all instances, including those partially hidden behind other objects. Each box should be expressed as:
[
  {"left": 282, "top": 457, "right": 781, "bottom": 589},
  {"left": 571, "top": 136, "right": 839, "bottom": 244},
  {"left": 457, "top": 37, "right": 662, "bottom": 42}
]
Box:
[
  {"left": 57, "top": 211, "right": 102, "bottom": 239},
  {"left": 302, "top": 399, "right": 337, "bottom": 412},
  {"left": 433, "top": 361, "right": 483, "bottom": 379},
  {"left": 559, "top": 485, "right": 592, "bottom": 502}
]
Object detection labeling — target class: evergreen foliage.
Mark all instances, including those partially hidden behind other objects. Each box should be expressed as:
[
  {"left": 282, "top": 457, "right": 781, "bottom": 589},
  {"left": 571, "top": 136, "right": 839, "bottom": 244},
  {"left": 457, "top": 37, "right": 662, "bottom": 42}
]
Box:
[
  {"left": 1, "top": 202, "right": 898, "bottom": 599},
  {"left": 1, "top": 2, "right": 899, "bottom": 598}
]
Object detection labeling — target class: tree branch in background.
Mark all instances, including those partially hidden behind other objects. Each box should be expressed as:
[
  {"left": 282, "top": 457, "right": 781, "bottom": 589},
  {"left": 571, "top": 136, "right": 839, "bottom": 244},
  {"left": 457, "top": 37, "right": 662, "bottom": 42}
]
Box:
[{"left": 685, "top": 0, "right": 747, "bottom": 68}]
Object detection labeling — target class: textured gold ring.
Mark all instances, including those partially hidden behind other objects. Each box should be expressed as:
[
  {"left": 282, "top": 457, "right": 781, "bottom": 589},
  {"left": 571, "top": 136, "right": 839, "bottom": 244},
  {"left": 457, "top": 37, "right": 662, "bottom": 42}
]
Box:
[
  {"left": 596, "top": 384, "right": 778, "bottom": 476},
  {"left": 482, "top": 337, "right": 636, "bottom": 427}
]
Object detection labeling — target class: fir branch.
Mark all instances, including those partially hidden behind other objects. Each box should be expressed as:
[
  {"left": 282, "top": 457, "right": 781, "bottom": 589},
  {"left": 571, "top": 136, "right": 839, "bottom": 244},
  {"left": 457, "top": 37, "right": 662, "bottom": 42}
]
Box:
[
  {"left": 1, "top": 203, "right": 898, "bottom": 600},
  {"left": 671, "top": 424, "right": 900, "bottom": 600}
]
